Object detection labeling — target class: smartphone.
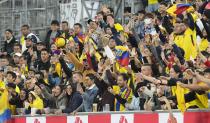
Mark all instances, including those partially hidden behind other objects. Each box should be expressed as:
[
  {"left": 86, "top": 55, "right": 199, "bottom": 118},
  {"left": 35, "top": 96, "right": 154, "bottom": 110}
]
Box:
[
  {"left": 33, "top": 51, "right": 37, "bottom": 58},
  {"left": 4, "top": 66, "right": 7, "bottom": 73}
]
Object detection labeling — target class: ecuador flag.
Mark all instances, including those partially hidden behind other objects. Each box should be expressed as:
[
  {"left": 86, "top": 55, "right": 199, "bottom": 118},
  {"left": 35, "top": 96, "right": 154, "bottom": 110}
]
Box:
[
  {"left": 115, "top": 46, "right": 130, "bottom": 67},
  {"left": 73, "top": 32, "right": 85, "bottom": 44},
  {"left": 0, "top": 89, "right": 11, "bottom": 123},
  {"left": 167, "top": 3, "right": 194, "bottom": 16}
]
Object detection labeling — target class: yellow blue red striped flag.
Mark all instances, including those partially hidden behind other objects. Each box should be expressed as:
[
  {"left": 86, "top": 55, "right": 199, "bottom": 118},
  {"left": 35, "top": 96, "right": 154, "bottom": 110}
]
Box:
[{"left": 0, "top": 89, "right": 11, "bottom": 123}]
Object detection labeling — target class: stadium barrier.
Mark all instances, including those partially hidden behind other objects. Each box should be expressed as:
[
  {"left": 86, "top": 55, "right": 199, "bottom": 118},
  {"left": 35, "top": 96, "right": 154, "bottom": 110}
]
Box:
[{"left": 8, "top": 109, "right": 210, "bottom": 123}]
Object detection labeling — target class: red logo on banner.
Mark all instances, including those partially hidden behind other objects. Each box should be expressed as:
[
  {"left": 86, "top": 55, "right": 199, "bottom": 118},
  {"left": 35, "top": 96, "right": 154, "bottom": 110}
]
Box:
[
  {"left": 34, "top": 118, "right": 40, "bottom": 123},
  {"left": 75, "top": 117, "right": 83, "bottom": 123},
  {"left": 119, "top": 116, "right": 128, "bottom": 123}
]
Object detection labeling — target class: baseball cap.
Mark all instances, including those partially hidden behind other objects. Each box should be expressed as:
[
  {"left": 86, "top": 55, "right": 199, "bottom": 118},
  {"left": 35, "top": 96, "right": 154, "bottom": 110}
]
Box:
[
  {"left": 25, "top": 35, "right": 38, "bottom": 43},
  {"left": 14, "top": 53, "right": 22, "bottom": 57}
]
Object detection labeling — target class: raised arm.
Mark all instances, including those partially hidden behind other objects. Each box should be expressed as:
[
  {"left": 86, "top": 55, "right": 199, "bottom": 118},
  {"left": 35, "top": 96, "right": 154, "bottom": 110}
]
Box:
[{"left": 140, "top": 73, "right": 162, "bottom": 84}]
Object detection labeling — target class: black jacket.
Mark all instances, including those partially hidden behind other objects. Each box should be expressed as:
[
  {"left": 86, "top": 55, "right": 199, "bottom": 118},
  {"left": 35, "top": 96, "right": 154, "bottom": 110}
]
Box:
[
  {"left": 23, "top": 46, "right": 37, "bottom": 68},
  {"left": 62, "top": 83, "right": 83, "bottom": 113},
  {"left": 62, "top": 92, "right": 83, "bottom": 113},
  {"left": 59, "top": 57, "right": 72, "bottom": 79},
  {"left": 37, "top": 60, "right": 51, "bottom": 71},
  {"left": 45, "top": 30, "right": 62, "bottom": 50},
  {"left": 3, "top": 36, "right": 16, "bottom": 55},
  {"left": 9, "top": 92, "right": 24, "bottom": 108}
]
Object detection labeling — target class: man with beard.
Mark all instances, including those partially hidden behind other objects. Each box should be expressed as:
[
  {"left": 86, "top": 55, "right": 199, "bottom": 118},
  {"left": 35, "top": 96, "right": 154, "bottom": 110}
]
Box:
[{"left": 22, "top": 35, "right": 38, "bottom": 68}]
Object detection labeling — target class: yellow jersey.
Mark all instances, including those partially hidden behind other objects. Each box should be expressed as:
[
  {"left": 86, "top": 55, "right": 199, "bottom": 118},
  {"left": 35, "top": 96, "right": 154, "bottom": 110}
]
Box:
[{"left": 113, "top": 86, "right": 133, "bottom": 111}]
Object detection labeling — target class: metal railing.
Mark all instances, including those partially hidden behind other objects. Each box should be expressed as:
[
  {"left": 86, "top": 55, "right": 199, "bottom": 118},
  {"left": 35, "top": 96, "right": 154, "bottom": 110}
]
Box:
[
  {"left": 0, "top": 0, "right": 144, "bottom": 50},
  {"left": 0, "top": 0, "right": 60, "bottom": 49}
]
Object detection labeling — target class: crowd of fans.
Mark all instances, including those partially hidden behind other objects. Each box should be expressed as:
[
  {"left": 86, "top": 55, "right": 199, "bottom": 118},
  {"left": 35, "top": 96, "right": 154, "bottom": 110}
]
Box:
[{"left": 0, "top": 0, "right": 210, "bottom": 116}]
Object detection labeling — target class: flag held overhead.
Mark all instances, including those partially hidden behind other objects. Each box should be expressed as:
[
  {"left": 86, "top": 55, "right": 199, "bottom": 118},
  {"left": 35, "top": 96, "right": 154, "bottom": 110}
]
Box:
[{"left": 115, "top": 46, "right": 130, "bottom": 67}]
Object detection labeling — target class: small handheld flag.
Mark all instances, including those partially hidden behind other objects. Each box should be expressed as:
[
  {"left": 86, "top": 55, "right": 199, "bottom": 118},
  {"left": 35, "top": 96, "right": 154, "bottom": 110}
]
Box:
[{"left": 115, "top": 46, "right": 130, "bottom": 67}]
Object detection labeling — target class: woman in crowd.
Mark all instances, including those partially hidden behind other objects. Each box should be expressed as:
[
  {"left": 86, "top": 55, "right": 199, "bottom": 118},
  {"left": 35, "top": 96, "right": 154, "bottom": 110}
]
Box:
[
  {"left": 55, "top": 83, "right": 83, "bottom": 114},
  {"left": 25, "top": 91, "right": 44, "bottom": 114},
  {"left": 41, "top": 85, "right": 67, "bottom": 109}
]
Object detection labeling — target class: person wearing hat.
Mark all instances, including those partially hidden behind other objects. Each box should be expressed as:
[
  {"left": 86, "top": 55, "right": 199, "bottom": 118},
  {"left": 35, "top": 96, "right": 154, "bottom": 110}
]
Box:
[
  {"left": 0, "top": 29, "right": 17, "bottom": 56},
  {"left": 36, "top": 42, "right": 46, "bottom": 61},
  {"left": 25, "top": 34, "right": 38, "bottom": 44},
  {"left": 20, "top": 24, "right": 40, "bottom": 53},
  {"left": 22, "top": 34, "right": 39, "bottom": 69},
  {"left": 12, "top": 53, "right": 22, "bottom": 66}
]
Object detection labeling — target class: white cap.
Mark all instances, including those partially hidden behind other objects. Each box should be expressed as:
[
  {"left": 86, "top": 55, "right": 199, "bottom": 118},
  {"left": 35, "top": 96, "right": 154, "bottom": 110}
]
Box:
[{"left": 14, "top": 53, "right": 22, "bottom": 57}]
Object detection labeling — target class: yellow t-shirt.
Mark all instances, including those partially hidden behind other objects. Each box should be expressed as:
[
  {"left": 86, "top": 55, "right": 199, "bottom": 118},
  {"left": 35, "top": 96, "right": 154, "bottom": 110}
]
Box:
[{"left": 29, "top": 92, "right": 44, "bottom": 109}]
